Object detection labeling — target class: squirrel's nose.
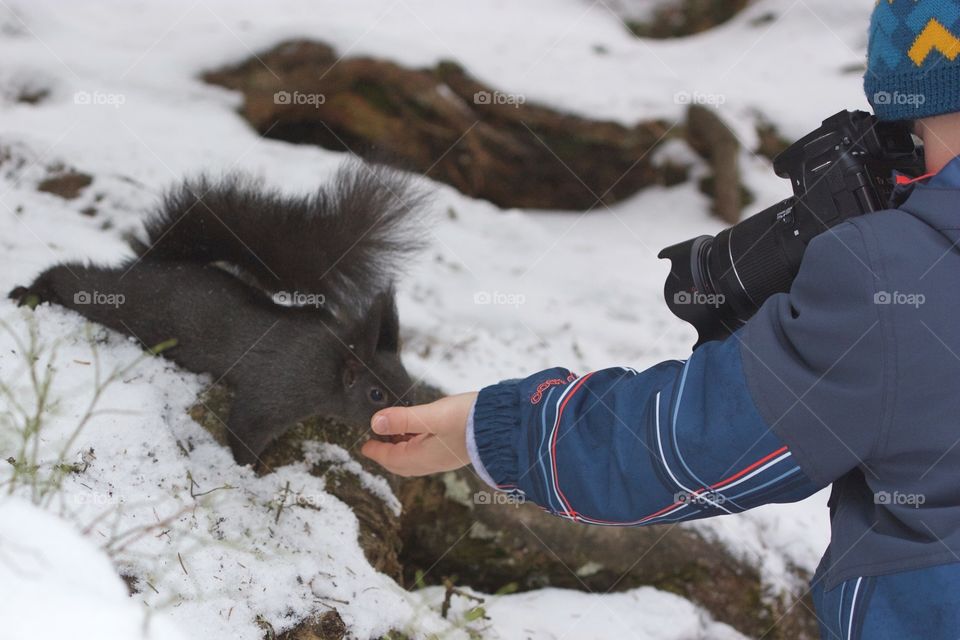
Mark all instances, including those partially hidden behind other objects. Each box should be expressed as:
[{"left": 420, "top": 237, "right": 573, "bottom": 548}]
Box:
[{"left": 399, "top": 398, "right": 413, "bottom": 407}]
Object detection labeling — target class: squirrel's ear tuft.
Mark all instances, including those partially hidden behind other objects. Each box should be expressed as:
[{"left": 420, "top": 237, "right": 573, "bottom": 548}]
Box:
[
  {"left": 346, "top": 287, "right": 400, "bottom": 361},
  {"left": 375, "top": 288, "right": 400, "bottom": 353}
]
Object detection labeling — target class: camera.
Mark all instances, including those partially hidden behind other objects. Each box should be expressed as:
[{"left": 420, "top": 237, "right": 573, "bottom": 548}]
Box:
[{"left": 659, "top": 110, "right": 925, "bottom": 347}]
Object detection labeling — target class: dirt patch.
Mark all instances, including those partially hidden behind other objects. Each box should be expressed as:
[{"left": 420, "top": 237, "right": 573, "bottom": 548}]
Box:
[
  {"left": 626, "top": 0, "right": 752, "bottom": 39},
  {"left": 37, "top": 169, "right": 93, "bottom": 200}
]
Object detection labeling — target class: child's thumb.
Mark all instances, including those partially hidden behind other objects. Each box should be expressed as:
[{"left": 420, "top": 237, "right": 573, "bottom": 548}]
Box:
[{"left": 371, "top": 405, "right": 433, "bottom": 436}]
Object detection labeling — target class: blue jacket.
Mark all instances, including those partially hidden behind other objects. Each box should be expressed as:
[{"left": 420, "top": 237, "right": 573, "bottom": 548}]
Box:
[{"left": 468, "top": 156, "right": 960, "bottom": 639}]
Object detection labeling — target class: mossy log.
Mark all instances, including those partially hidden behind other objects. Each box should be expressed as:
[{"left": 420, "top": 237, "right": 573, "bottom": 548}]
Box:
[{"left": 189, "top": 384, "right": 818, "bottom": 639}]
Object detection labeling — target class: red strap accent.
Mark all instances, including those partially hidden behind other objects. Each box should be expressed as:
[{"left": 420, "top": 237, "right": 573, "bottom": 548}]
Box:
[{"left": 896, "top": 172, "right": 935, "bottom": 185}]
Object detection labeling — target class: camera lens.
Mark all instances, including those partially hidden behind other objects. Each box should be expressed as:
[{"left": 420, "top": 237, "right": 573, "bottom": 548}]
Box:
[
  {"left": 689, "top": 236, "right": 716, "bottom": 296},
  {"left": 706, "top": 198, "right": 799, "bottom": 321}
]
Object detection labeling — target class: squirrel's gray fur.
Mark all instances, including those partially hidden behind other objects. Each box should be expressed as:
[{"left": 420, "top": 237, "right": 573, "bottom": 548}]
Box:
[{"left": 10, "top": 161, "right": 427, "bottom": 466}]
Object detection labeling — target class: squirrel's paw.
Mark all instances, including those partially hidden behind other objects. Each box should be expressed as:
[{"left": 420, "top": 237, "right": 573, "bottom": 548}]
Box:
[{"left": 8, "top": 283, "right": 47, "bottom": 309}]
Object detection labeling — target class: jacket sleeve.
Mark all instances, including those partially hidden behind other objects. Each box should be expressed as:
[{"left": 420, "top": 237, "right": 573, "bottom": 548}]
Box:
[{"left": 468, "top": 223, "right": 882, "bottom": 524}]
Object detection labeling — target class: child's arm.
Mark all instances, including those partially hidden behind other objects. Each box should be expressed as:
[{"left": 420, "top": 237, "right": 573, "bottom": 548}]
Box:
[
  {"left": 365, "top": 339, "right": 820, "bottom": 524},
  {"left": 467, "top": 337, "right": 820, "bottom": 524},
  {"left": 364, "top": 223, "right": 884, "bottom": 525}
]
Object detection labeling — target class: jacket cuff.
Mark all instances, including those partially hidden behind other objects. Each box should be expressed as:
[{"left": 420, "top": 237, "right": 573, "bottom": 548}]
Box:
[
  {"left": 470, "top": 381, "right": 522, "bottom": 490},
  {"left": 465, "top": 399, "right": 498, "bottom": 489}
]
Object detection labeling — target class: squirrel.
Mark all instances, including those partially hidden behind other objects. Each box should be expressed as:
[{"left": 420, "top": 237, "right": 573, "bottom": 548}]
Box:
[{"left": 9, "top": 162, "right": 427, "bottom": 467}]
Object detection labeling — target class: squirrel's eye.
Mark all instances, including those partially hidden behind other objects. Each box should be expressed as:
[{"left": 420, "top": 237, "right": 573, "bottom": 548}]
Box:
[{"left": 368, "top": 387, "right": 385, "bottom": 402}]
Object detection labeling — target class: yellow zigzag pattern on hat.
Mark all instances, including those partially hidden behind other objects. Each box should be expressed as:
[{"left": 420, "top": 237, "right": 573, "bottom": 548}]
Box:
[{"left": 909, "top": 18, "right": 960, "bottom": 66}]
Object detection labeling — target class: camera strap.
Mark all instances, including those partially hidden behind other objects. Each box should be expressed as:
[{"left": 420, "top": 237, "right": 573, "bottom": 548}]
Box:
[{"left": 890, "top": 171, "right": 935, "bottom": 207}]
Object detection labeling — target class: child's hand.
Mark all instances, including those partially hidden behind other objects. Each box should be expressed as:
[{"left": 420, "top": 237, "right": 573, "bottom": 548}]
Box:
[{"left": 361, "top": 392, "right": 478, "bottom": 476}]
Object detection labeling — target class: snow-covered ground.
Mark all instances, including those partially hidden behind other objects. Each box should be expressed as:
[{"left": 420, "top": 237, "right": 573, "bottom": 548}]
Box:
[{"left": 0, "top": 0, "right": 875, "bottom": 637}]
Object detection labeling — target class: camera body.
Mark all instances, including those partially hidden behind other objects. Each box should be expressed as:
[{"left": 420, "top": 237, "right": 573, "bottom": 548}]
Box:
[{"left": 659, "top": 110, "right": 925, "bottom": 347}]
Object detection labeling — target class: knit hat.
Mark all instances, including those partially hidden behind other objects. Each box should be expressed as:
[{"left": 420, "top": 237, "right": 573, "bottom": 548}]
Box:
[{"left": 865, "top": 0, "right": 960, "bottom": 121}]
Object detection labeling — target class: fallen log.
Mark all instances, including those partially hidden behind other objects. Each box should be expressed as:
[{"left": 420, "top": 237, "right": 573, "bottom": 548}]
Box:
[
  {"left": 189, "top": 383, "right": 818, "bottom": 639},
  {"left": 203, "top": 41, "right": 673, "bottom": 211}
]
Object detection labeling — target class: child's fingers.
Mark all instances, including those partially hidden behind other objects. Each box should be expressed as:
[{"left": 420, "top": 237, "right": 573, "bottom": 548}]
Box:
[
  {"left": 359, "top": 438, "right": 404, "bottom": 473},
  {"left": 361, "top": 437, "right": 428, "bottom": 476},
  {"left": 359, "top": 438, "right": 396, "bottom": 470}
]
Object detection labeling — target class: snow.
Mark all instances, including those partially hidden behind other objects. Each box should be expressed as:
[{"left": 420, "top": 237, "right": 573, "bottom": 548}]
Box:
[
  {"left": 0, "top": 0, "right": 869, "bottom": 636},
  {"left": 0, "top": 497, "right": 188, "bottom": 640},
  {"left": 0, "top": 307, "right": 425, "bottom": 639},
  {"left": 413, "top": 585, "right": 751, "bottom": 640}
]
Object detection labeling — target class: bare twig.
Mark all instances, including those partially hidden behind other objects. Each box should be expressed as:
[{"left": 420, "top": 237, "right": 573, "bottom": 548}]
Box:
[{"left": 441, "top": 577, "right": 485, "bottom": 619}]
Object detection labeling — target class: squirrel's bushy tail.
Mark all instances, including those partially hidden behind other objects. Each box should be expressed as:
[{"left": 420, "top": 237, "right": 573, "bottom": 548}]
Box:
[{"left": 134, "top": 161, "right": 427, "bottom": 312}]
